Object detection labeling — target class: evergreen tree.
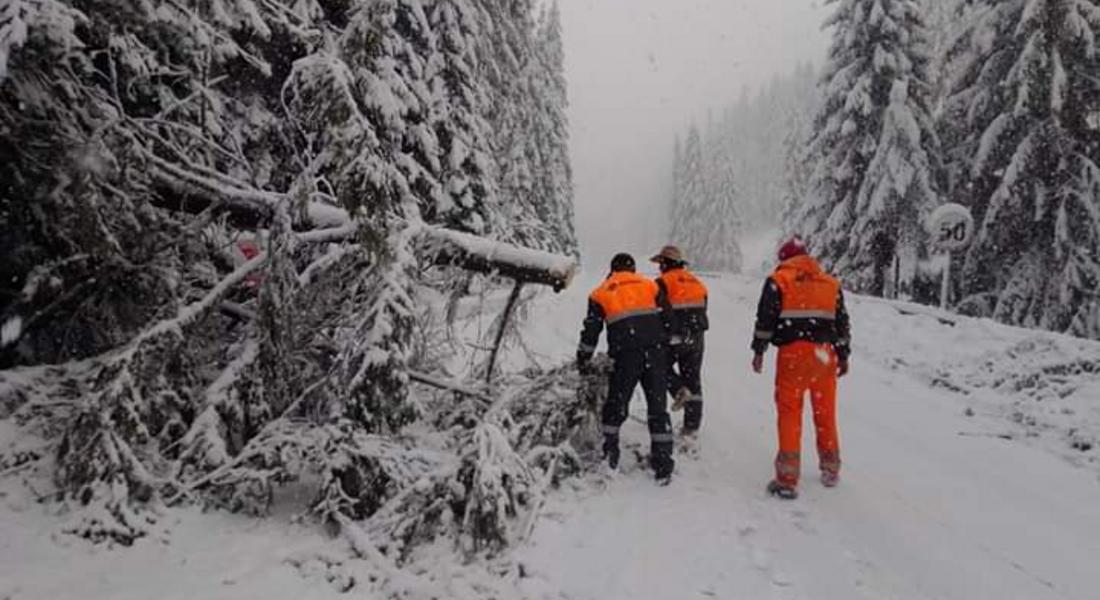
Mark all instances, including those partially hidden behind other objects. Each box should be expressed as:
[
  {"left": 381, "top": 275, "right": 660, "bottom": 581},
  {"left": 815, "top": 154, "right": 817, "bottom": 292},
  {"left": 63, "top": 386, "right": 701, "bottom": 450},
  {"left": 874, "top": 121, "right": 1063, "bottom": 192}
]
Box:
[
  {"left": 696, "top": 154, "right": 744, "bottom": 272},
  {"left": 530, "top": 1, "right": 576, "bottom": 254},
  {"left": 670, "top": 125, "right": 743, "bottom": 272},
  {"left": 781, "top": 64, "right": 819, "bottom": 235},
  {"left": 794, "top": 0, "right": 941, "bottom": 297},
  {"left": 671, "top": 125, "right": 706, "bottom": 248},
  {"left": 340, "top": 0, "right": 441, "bottom": 221},
  {"left": 923, "top": 0, "right": 965, "bottom": 102},
  {"left": 480, "top": 0, "right": 540, "bottom": 248},
  {"left": 943, "top": 0, "right": 1100, "bottom": 338},
  {"left": 427, "top": 0, "right": 500, "bottom": 235}
]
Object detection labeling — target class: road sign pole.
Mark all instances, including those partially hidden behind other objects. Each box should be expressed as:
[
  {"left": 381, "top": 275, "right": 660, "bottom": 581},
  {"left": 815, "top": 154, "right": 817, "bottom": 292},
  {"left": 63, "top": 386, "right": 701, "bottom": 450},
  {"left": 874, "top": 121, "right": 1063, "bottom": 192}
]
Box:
[
  {"left": 940, "top": 252, "right": 951, "bottom": 309},
  {"left": 928, "top": 203, "right": 974, "bottom": 311}
]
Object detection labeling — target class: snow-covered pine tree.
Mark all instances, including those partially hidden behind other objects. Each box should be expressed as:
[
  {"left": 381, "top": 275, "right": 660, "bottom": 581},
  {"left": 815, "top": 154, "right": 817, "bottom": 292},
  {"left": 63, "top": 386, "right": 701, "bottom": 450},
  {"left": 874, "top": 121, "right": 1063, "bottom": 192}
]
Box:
[
  {"left": 338, "top": 0, "right": 441, "bottom": 223},
  {"left": 668, "top": 124, "right": 744, "bottom": 272},
  {"left": 923, "top": 0, "right": 965, "bottom": 106},
  {"left": 696, "top": 153, "right": 744, "bottom": 273},
  {"left": 793, "top": 0, "right": 942, "bottom": 297},
  {"left": 781, "top": 64, "right": 820, "bottom": 236},
  {"left": 479, "top": 0, "right": 539, "bottom": 247},
  {"left": 426, "top": 0, "right": 499, "bottom": 235},
  {"left": 850, "top": 77, "right": 942, "bottom": 299},
  {"left": 668, "top": 63, "right": 817, "bottom": 244},
  {"left": 671, "top": 125, "right": 705, "bottom": 253},
  {"left": 530, "top": 1, "right": 577, "bottom": 254},
  {"left": 943, "top": 0, "right": 1100, "bottom": 338}
]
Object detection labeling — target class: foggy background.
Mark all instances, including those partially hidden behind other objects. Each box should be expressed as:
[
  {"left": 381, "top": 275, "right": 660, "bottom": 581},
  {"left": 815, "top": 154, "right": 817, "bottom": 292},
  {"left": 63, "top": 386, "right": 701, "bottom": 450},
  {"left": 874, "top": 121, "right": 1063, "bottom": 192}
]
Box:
[{"left": 559, "top": 0, "right": 829, "bottom": 268}]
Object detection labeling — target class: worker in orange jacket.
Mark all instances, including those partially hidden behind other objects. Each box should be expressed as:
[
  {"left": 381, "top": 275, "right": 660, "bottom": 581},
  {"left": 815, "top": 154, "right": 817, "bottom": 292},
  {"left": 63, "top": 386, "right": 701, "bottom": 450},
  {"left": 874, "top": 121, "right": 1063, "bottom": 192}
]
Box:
[
  {"left": 650, "top": 245, "right": 709, "bottom": 435},
  {"left": 577, "top": 253, "right": 675, "bottom": 484},
  {"left": 751, "top": 237, "right": 851, "bottom": 500}
]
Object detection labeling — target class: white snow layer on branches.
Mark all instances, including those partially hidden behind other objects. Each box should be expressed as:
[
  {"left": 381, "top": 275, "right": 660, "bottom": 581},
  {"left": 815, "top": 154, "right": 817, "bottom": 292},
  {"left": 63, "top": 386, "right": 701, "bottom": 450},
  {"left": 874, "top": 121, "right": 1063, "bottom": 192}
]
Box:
[{"left": 0, "top": 316, "right": 22, "bottom": 348}]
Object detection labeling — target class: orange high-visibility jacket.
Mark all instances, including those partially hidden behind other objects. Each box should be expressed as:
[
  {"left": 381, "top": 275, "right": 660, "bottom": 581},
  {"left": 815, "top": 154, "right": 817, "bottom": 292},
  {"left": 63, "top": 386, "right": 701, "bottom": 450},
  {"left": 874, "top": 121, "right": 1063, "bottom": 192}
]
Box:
[
  {"left": 773, "top": 256, "right": 840, "bottom": 320},
  {"left": 657, "top": 268, "right": 709, "bottom": 336},
  {"left": 751, "top": 255, "right": 851, "bottom": 359},
  {"left": 592, "top": 271, "right": 661, "bottom": 323},
  {"left": 579, "top": 271, "right": 667, "bottom": 355}
]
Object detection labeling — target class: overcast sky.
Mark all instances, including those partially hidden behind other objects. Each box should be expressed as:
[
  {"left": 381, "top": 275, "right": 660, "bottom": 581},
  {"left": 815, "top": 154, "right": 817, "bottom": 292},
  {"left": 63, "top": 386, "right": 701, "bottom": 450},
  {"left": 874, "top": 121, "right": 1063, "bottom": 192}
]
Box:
[{"left": 558, "top": 0, "right": 830, "bottom": 267}]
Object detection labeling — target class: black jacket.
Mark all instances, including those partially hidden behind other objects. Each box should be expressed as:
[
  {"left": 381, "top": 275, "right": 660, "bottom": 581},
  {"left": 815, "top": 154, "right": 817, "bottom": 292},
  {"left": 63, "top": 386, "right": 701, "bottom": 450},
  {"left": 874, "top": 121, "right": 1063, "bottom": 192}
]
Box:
[{"left": 751, "top": 277, "right": 852, "bottom": 360}]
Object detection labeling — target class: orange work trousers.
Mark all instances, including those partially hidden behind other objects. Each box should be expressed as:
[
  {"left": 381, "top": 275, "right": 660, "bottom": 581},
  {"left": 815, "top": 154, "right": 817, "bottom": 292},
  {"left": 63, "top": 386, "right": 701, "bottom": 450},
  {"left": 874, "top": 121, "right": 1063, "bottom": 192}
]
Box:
[{"left": 774, "top": 341, "right": 840, "bottom": 487}]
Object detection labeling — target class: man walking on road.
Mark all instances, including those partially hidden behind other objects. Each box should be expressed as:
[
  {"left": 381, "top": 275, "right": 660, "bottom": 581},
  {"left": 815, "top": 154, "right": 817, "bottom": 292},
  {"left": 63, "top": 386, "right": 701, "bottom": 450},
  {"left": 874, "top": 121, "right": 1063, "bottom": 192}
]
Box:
[
  {"left": 651, "top": 245, "right": 709, "bottom": 436},
  {"left": 577, "top": 253, "right": 676, "bottom": 484},
  {"left": 751, "top": 237, "right": 851, "bottom": 500}
]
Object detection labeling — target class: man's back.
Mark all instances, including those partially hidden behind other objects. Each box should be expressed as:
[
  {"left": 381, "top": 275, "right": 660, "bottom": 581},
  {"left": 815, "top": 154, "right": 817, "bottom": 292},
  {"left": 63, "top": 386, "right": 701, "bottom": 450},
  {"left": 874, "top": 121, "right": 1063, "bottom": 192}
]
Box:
[
  {"left": 658, "top": 268, "right": 709, "bottom": 336},
  {"left": 752, "top": 254, "right": 850, "bottom": 359}
]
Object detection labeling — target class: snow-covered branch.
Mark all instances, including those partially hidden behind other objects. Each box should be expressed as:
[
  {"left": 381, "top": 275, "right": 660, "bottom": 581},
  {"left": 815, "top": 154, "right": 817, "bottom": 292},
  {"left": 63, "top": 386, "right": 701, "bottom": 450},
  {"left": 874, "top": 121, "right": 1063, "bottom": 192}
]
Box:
[
  {"left": 422, "top": 227, "right": 578, "bottom": 291},
  {"left": 145, "top": 151, "right": 351, "bottom": 229}
]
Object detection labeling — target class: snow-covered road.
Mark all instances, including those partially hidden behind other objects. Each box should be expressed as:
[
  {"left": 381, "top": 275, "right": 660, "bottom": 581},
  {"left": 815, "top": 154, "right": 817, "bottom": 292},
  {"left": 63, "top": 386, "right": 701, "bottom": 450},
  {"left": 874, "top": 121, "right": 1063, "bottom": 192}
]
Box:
[
  {"left": 4, "top": 262, "right": 1099, "bottom": 600},
  {"left": 518, "top": 271, "right": 1100, "bottom": 600}
]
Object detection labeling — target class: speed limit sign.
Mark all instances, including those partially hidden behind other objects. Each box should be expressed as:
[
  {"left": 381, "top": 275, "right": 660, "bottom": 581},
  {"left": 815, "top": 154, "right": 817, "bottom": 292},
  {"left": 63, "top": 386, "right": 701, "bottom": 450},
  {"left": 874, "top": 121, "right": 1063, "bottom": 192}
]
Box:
[{"left": 928, "top": 204, "right": 975, "bottom": 251}]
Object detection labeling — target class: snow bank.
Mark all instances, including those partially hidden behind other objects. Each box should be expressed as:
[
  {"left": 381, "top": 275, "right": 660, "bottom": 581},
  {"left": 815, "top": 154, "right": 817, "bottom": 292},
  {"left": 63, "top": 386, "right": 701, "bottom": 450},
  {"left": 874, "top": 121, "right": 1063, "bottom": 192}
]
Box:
[{"left": 849, "top": 294, "right": 1100, "bottom": 474}]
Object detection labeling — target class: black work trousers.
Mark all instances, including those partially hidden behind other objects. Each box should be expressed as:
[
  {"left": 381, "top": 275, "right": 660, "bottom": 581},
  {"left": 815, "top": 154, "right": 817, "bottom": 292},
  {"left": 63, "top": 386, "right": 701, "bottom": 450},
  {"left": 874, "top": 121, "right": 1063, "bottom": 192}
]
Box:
[
  {"left": 668, "top": 336, "right": 705, "bottom": 431},
  {"left": 602, "top": 344, "right": 674, "bottom": 474}
]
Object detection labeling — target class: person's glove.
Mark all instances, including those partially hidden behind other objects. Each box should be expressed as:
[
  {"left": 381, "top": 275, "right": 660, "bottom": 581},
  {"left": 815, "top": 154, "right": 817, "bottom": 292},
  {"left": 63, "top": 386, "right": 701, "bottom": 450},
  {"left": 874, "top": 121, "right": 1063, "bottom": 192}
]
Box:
[
  {"left": 838, "top": 358, "right": 850, "bottom": 378},
  {"left": 576, "top": 350, "right": 593, "bottom": 372},
  {"left": 751, "top": 353, "right": 764, "bottom": 374}
]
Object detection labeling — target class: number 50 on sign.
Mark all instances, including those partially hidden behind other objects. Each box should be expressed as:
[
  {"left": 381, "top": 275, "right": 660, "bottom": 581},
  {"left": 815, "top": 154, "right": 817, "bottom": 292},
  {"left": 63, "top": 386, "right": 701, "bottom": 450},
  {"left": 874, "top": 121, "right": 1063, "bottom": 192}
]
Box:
[{"left": 927, "top": 203, "right": 975, "bottom": 252}]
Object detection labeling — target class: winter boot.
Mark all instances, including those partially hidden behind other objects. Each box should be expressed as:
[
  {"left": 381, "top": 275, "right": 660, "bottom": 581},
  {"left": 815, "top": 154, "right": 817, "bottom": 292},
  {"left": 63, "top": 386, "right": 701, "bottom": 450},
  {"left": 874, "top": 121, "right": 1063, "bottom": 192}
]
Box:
[
  {"left": 671, "top": 386, "right": 691, "bottom": 412},
  {"left": 767, "top": 480, "right": 798, "bottom": 500},
  {"left": 602, "top": 437, "right": 621, "bottom": 471},
  {"left": 605, "top": 446, "right": 620, "bottom": 470},
  {"left": 821, "top": 470, "right": 839, "bottom": 488},
  {"left": 654, "top": 467, "right": 673, "bottom": 486},
  {"left": 677, "top": 425, "right": 700, "bottom": 458},
  {"left": 652, "top": 454, "right": 674, "bottom": 486}
]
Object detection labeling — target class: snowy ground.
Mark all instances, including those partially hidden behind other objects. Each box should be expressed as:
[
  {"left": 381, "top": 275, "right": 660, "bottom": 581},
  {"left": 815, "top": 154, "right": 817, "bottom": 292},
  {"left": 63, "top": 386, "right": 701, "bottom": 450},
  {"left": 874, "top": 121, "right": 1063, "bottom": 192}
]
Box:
[
  {"left": 4, "top": 245, "right": 1100, "bottom": 599},
  {"left": 515, "top": 266, "right": 1100, "bottom": 600}
]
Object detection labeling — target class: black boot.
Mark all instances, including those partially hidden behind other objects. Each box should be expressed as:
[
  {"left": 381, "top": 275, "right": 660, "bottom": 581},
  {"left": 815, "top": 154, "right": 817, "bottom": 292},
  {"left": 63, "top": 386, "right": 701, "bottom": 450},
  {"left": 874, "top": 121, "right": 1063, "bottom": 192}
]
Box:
[
  {"left": 603, "top": 435, "right": 620, "bottom": 470},
  {"left": 767, "top": 480, "right": 798, "bottom": 500},
  {"left": 652, "top": 453, "right": 674, "bottom": 485}
]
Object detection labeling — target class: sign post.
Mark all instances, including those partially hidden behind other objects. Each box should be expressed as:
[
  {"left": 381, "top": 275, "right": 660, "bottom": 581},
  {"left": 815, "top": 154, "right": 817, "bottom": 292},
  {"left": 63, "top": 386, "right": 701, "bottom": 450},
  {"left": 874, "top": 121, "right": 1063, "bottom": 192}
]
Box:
[{"left": 927, "top": 204, "right": 975, "bottom": 309}]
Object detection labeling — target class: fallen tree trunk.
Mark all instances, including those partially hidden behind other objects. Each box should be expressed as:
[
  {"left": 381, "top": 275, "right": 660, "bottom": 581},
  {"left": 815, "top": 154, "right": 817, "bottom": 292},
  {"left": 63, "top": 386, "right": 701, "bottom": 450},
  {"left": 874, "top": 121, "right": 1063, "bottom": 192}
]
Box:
[{"left": 421, "top": 228, "right": 578, "bottom": 292}]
